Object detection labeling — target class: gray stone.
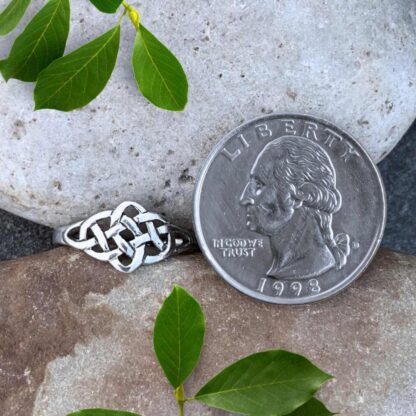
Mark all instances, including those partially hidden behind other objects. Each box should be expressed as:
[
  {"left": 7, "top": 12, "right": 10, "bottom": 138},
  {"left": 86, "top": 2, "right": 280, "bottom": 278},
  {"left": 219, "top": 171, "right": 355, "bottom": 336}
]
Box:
[
  {"left": 0, "top": 247, "right": 415, "bottom": 415},
  {"left": 0, "top": 0, "right": 415, "bottom": 229}
]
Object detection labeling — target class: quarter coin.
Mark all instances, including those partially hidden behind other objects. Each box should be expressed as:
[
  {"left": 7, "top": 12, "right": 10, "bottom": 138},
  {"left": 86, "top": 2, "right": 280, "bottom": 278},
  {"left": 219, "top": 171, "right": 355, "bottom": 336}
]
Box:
[{"left": 193, "top": 114, "right": 386, "bottom": 304}]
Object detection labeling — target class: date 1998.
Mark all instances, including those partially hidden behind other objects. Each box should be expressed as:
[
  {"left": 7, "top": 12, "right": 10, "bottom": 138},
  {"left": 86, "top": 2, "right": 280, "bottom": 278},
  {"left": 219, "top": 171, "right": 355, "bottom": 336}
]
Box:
[{"left": 256, "top": 277, "right": 321, "bottom": 297}]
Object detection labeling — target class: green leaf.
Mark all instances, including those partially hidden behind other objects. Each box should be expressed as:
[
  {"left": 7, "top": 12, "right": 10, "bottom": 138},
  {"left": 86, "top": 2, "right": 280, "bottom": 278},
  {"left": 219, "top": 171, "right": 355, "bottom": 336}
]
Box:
[
  {"left": 195, "top": 350, "right": 332, "bottom": 416},
  {"left": 153, "top": 285, "right": 205, "bottom": 388},
  {"left": 88, "top": 0, "right": 122, "bottom": 14},
  {"left": 283, "top": 398, "right": 336, "bottom": 416},
  {"left": 0, "top": 0, "right": 70, "bottom": 81},
  {"left": 67, "top": 410, "right": 140, "bottom": 416},
  {"left": 132, "top": 24, "right": 188, "bottom": 111},
  {"left": 34, "top": 25, "right": 120, "bottom": 111},
  {"left": 0, "top": 0, "right": 31, "bottom": 36}
]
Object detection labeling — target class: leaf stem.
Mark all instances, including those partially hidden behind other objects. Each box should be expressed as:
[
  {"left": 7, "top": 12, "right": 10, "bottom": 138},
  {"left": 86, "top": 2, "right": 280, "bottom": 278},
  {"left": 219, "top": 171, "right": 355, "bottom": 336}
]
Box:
[
  {"left": 175, "top": 385, "right": 186, "bottom": 416},
  {"left": 178, "top": 400, "right": 184, "bottom": 416},
  {"left": 117, "top": 7, "right": 128, "bottom": 25}
]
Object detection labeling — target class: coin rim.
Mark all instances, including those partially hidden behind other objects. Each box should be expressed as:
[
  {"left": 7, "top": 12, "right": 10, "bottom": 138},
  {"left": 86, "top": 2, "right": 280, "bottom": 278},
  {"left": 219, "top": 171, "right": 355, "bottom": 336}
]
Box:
[{"left": 193, "top": 113, "right": 387, "bottom": 305}]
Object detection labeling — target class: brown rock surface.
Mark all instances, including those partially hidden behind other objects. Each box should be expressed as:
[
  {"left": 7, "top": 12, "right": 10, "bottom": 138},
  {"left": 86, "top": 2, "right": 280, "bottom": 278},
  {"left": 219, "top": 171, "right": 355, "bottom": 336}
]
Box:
[{"left": 0, "top": 248, "right": 415, "bottom": 416}]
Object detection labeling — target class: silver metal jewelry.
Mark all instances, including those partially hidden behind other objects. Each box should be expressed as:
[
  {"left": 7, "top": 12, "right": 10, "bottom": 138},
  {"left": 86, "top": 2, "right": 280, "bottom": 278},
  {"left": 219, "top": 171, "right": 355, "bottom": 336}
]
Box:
[{"left": 53, "top": 201, "right": 197, "bottom": 273}]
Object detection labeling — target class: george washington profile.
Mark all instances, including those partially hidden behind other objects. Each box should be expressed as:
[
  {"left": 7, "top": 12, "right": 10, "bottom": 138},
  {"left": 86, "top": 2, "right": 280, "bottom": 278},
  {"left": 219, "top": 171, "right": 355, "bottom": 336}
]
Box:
[{"left": 240, "top": 136, "right": 351, "bottom": 279}]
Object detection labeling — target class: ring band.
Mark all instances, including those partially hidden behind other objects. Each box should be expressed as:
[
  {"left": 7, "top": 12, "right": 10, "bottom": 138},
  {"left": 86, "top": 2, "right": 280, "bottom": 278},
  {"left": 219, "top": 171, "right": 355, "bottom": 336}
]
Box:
[{"left": 53, "top": 201, "right": 197, "bottom": 273}]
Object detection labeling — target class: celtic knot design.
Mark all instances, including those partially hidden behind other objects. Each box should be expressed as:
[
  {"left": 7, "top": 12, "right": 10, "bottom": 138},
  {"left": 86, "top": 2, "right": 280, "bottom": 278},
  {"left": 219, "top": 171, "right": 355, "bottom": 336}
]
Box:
[{"left": 59, "top": 201, "right": 174, "bottom": 273}]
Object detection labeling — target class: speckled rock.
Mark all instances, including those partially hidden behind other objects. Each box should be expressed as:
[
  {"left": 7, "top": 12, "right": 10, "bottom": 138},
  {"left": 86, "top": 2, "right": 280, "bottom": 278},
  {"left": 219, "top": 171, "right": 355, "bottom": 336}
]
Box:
[
  {"left": 0, "top": 1, "right": 415, "bottom": 229},
  {"left": 0, "top": 248, "right": 415, "bottom": 416}
]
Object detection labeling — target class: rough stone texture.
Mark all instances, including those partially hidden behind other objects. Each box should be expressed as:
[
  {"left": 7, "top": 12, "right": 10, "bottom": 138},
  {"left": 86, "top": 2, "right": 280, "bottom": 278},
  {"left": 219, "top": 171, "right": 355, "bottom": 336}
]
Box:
[
  {"left": 1, "top": 120, "right": 416, "bottom": 262},
  {"left": 0, "top": 248, "right": 415, "bottom": 416},
  {"left": 0, "top": 0, "right": 415, "bottom": 228}
]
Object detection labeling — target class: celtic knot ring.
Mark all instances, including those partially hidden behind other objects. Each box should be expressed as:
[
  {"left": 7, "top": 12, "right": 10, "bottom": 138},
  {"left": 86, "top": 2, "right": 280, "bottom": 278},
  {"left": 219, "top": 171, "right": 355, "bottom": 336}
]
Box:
[{"left": 53, "top": 201, "right": 197, "bottom": 273}]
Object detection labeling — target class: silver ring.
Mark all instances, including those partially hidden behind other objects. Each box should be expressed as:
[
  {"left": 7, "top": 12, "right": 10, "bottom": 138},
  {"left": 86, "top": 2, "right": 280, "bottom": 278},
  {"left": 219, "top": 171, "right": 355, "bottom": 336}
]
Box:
[{"left": 53, "top": 201, "right": 197, "bottom": 273}]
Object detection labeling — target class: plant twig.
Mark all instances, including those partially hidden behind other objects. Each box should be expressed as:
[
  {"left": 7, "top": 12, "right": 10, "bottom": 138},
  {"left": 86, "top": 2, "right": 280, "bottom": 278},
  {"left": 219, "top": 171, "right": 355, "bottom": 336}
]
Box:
[
  {"left": 178, "top": 401, "right": 184, "bottom": 416},
  {"left": 122, "top": 0, "right": 140, "bottom": 29},
  {"left": 175, "top": 385, "right": 186, "bottom": 416}
]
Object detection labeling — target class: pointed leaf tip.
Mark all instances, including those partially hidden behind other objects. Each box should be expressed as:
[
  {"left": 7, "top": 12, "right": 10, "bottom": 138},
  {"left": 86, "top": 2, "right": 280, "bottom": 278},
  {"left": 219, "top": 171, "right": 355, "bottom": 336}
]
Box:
[
  {"left": 195, "top": 349, "right": 332, "bottom": 416},
  {"left": 154, "top": 285, "right": 205, "bottom": 388},
  {"left": 132, "top": 25, "right": 188, "bottom": 111},
  {"left": 1, "top": 0, "right": 70, "bottom": 82},
  {"left": 34, "top": 25, "right": 120, "bottom": 111},
  {"left": 0, "top": 0, "right": 32, "bottom": 36}
]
